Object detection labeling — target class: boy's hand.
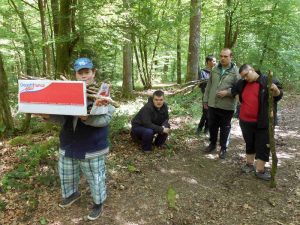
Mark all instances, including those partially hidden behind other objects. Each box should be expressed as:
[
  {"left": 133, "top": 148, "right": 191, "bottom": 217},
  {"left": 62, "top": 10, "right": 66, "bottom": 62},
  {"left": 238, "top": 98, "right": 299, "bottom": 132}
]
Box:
[
  {"left": 95, "top": 98, "right": 108, "bottom": 106},
  {"left": 162, "top": 126, "right": 170, "bottom": 134},
  {"left": 79, "top": 115, "right": 88, "bottom": 121}
]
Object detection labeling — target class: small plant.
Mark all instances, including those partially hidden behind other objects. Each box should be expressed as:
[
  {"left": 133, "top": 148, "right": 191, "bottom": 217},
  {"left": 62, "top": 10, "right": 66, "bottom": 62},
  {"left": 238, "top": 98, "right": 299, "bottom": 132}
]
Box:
[
  {"left": 9, "top": 136, "right": 33, "bottom": 146},
  {"left": 166, "top": 186, "right": 177, "bottom": 209},
  {"left": 0, "top": 200, "right": 7, "bottom": 212}
]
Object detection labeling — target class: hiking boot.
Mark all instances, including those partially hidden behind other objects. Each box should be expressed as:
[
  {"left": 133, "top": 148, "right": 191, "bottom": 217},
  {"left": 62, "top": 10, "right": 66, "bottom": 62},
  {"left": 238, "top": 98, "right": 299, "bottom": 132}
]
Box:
[
  {"left": 203, "top": 128, "right": 209, "bottom": 134},
  {"left": 59, "top": 191, "right": 81, "bottom": 208},
  {"left": 255, "top": 170, "right": 271, "bottom": 181},
  {"left": 219, "top": 149, "right": 227, "bottom": 159},
  {"left": 87, "top": 204, "right": 103, "bottom": 221},
  {"left": 241, "top": 164, "right": 255, "bottom": 173},
  {"left": 203, "top": 144, "right": 216, "bottom": 153}
]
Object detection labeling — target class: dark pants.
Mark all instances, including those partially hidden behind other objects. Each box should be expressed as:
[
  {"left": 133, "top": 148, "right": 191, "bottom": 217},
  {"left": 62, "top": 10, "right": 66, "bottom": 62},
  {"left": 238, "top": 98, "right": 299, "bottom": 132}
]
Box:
[
  {"left": 239, "top": 120, "right": 270, "bottom": 162},
  {"left": 131, "top": 126, "right": 168, "bottom": 151},
  {"left": 208, "top": 107, "right": 234, "bottom": 150},
  {"left": 198, "top": 107, "right": 208, "bottom": 131}
]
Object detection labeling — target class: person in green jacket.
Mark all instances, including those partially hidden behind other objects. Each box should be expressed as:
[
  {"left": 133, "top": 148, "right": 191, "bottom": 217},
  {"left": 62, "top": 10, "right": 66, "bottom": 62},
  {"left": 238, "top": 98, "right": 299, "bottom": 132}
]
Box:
[{"left": 203, "top": 48, "right": 240, "bottom": 159}]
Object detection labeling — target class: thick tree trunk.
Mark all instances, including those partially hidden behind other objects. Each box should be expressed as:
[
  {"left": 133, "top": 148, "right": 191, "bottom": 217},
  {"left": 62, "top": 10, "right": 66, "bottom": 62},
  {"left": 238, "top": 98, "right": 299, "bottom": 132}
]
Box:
[
  {"left": 122, "top": 0, "right": 133, "bottom": 98},
  {"left": 56, "top": 0, "right": 75, "bottom": 77},
  {"left": 0, "top": 53, "right": 14, "bottom": 133},
  {"left": 186, "top": 0, "right": 201, "bottom": 82}
]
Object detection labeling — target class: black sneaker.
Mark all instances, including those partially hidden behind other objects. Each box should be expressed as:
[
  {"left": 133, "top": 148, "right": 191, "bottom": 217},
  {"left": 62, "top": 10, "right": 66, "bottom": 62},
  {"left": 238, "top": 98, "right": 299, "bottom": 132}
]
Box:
[
  {"left": 203, "top": 144, "right": 216, "bottom": 153},
  {"left": 87, "top": 204, "right": 103, "bottom": 221},
  {"left": 219, "top": 149, "right": 226, "bottom": 159},
  {"left": 59, "top": 192, "right": 81, "bottom": 208}
]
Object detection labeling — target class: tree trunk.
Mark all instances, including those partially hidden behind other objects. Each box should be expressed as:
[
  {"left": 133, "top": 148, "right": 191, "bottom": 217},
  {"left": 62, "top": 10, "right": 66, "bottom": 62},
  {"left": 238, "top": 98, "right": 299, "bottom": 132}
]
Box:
[
  {"left": 267, "top": 71, "right": 278, "bottom": 188},
  {"left": 122, "top": 0, "right": 133, "bottom": 98},
  {"left": 224, "top": 0, "right": 239, "bottom": 48},
  {"left": 176, "top": 0, "right": 182, "bottom": 84},
  {"left": 38, "top": 0, "right": 52, "bottom": 77},
  {"left": 186, "top": 0, "right": 201, "bottom": 82},
  {"left": 9, "top": 0, "right": 40, "bottom": 75},
  {"left": 0, "top": 53, "right": 14, "bottom": 133},
  {"left": 56, "top": 0, "right": 74, "bottom": 77}
]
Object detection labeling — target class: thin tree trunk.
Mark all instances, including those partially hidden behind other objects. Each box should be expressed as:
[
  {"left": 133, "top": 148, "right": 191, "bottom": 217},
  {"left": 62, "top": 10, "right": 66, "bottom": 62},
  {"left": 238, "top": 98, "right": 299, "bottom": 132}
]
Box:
[
  {"left": 122, "top": 0, "right": 133, "bottom": 98},
  {"left": 186, "top": 0, "right": 201, "bottom": 82},
  {"left": 9, "top": 0, "right": 41, "bottom": 75},
  {"left": 0, "top": 53, "right": 14, "bottom": 132},
  {"left": 176, "top": 0, "right": 182, "bottom": 84},
  {"left": 38, "top": 0, "right": 52, "bottom": 76},
  {"left": 268, "top": 70, "right": 278, "bottom": 188},
  {"left": 224, "top": 0, "right": 239, "bottom": 48}
]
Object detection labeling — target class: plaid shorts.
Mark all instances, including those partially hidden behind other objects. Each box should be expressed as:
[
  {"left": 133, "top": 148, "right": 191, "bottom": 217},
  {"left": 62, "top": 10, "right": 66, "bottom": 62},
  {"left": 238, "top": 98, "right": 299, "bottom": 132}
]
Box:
[{"left": 58, "top": 154, "right": 107, "bottom": 204}]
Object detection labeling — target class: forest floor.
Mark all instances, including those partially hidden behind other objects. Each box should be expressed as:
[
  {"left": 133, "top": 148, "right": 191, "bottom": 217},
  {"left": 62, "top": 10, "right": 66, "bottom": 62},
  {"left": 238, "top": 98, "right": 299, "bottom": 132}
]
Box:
[{"left": 0, "top": 93, "right": 300, "bottom": 225}]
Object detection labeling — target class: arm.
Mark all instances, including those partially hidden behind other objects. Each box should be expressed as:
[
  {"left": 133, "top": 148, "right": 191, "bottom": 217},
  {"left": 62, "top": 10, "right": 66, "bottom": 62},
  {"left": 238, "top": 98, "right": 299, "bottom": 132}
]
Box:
[{"left": 81, "top": 104, "right": 115, "bottom": 127}]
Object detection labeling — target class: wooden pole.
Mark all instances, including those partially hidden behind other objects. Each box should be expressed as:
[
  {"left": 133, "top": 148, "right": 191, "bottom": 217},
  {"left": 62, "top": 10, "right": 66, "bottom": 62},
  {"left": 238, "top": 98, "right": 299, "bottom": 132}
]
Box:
[{"left": 268, "top": 70, "right": 278, "bottom": 188}]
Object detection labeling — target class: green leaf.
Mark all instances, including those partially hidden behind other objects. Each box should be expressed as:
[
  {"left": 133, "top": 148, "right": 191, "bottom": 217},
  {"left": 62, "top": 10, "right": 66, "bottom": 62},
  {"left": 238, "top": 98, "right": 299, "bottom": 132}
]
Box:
[
  {"left": 40, "top": 217, "right": 47, "bottom": 225},
  {"left": 166, "top": 187, "right": 177, "bottom": 209}
]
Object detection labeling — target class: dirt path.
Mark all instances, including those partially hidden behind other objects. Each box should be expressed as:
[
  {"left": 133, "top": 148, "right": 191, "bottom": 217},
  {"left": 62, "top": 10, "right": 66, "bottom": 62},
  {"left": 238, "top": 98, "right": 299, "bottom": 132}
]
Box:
[{"left": 1, "top": 95, "right": 300, "bottom": 225}]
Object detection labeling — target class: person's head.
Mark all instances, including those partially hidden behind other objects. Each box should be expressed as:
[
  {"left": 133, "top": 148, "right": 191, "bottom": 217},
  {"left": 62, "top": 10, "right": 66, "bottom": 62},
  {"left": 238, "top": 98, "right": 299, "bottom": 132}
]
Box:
[
  {"left": 152, "top": 90, "right": 165, "bottom": 108},
  {"left": 219, "top": 48, "right": 233, "bottom": 67},
  {"left": 73, "top": 57, "right": 96, "bottom": 85},
  {"left": 205, "top": 55, "right": 216, "bottom": 69},
  {"left": 239, "top": 64, "right": 259, "bottom": 82}
]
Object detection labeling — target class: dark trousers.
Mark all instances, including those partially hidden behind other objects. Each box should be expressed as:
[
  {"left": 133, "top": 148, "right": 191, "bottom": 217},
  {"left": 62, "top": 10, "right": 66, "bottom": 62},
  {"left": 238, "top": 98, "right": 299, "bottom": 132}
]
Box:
[
  {"left": 131, "top": 126, "right": 168, "bottom": 151},
  {"left": 208, "top": 107, "right": 234, "bottom": 150},
  {"left": 198, "top": 107, "right": 208, "bottom": 131},
  {"left": 239, "top": 120, "right": 270, "bottom": 162}
]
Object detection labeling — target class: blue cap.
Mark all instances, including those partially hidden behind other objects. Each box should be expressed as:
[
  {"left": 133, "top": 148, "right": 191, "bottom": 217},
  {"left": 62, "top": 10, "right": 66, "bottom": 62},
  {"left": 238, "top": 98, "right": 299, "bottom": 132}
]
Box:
[{"left": 73, "top": 58, "right": 94, "bottom": 71}]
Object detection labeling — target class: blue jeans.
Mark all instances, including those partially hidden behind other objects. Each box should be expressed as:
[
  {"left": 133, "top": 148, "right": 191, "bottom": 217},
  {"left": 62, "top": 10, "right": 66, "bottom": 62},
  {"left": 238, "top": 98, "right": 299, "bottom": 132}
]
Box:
[{"left": 131, "top": 126, "right": 168, "bottom": 151}]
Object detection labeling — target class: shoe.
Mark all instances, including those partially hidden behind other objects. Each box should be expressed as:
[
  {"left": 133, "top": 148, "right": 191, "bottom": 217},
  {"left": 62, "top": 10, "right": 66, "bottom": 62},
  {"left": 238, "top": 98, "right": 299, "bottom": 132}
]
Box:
[
  {"left": 203, "top": 128, "right": 208, "bottom": 134},
  {"left": 59, "top": 191, "right": 81, "bottom": 208},
  {"left": 241, "top": 164, "right": 255, "bottom": 173},
  {"left": 219, "top": 149, "right": 226, "bottom": 159},
  {"left": 203, "top": 144, "right": 216, "bottom": 153},
  {"left": 87, "top": 204, "right": 103, "bottom": 220},
  {"left": 255, "top": 170, "right": 271, "bottom": 181}
]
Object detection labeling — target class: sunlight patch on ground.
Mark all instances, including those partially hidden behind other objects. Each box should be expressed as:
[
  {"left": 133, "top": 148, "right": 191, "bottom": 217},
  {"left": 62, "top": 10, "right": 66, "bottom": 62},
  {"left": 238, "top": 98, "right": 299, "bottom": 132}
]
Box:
[
  {"left": 276, "top": 129, "right": 300, "bottom": 138},
  {"left": 181, "top": 176, "right": 198, "bottom": 184},
  {"left": 160, "top": 168, "right": 185, "bottom": 174},
  {"left": 204, "top": 154, "right": 219, "bottom": 160},
  {"left": 117, "top": 97, "right": 146, "bottom": 116}
]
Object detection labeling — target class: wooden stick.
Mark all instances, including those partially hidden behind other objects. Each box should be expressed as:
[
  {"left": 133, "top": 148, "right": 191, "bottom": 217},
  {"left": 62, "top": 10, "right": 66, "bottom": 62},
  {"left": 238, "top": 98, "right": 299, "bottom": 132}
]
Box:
[{"left": 268, "top": 70, "right": 278, "bottom": 188}]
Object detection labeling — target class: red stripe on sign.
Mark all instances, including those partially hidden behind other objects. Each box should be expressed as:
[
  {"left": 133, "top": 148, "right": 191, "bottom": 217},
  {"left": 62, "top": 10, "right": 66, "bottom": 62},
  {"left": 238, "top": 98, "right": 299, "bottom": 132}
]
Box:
[{"left": 20, "top": 83, "right": 85, "bottom": 105}]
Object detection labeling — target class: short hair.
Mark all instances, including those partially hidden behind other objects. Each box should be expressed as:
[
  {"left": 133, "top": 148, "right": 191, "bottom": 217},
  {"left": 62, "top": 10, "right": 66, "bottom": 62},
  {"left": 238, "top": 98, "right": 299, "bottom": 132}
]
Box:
[
  {"left": 239, "top": 64, "right": 252, "bottom": 73},
  {"left": 153, "top": 90, "right": 164, "bottom": 97},
  {"left": 205, "top": 55, "right": 216, "bottom": 64},
  {"left": 221, "top": 48, "right": 233, "bottom": 57}
]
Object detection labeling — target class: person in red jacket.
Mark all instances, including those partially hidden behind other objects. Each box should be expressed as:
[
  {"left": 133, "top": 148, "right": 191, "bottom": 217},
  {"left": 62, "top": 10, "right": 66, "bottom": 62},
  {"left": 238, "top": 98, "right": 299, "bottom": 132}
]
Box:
[{"left": 232, "top": 64, "right": 283, "bottom": 181}]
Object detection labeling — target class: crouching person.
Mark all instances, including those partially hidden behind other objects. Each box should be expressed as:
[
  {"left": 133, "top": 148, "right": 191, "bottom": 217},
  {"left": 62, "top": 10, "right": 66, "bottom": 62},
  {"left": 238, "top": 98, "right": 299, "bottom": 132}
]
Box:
[
  {"left": 131, "top": 90, "right": 170, "bottom": 153},
  {"left": 232, "top": 64, "right": 283, "bottom": 181},
  {"left": 41, "top": 57, "right": 114, "bottom": 221}
]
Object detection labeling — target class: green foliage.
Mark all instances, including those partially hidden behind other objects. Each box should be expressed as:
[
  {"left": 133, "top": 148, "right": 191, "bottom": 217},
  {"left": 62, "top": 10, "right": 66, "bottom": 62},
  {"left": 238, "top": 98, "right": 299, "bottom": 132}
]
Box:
[
  {"left": 109, "top": 114, "right": 131, "bottom": 135},
  {"left": 166, "top": 186, "right": 177, "bottom": 209},
  {"left": 1, "top": 137, "right": 59, "bottom": 191},
  {"left": 39, "top": 218, "right": 48, "bottom": 225},
  {"left": 168, "top": 89, "right": 201, "bottom": 117},
  {"left": 9, "top": 136, "right": 33, "bottom": 146}
]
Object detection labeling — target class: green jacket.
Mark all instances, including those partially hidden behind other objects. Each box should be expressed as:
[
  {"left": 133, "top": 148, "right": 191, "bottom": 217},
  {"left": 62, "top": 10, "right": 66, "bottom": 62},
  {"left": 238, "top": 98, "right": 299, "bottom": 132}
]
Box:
[{"left": 203, "top": 63, "right": 240, "bottom": 111}]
